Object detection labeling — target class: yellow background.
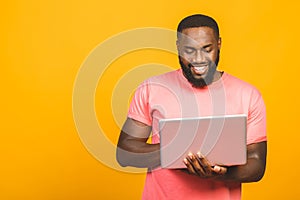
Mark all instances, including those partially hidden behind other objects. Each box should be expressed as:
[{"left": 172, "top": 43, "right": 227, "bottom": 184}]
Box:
[{"left": 1, "top": 0, "right": 299, "bottom": 199}]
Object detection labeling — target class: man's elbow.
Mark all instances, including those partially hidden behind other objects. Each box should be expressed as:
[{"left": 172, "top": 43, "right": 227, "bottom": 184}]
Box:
[
  {"left": 116, "top": 147, "right": 129, "bottom": 167},
  {"left": 244, "top": 165, "right": 266, "bottom": 183},
  {"left": 252, "top": 168, "right": 266, "bottom": 182}
]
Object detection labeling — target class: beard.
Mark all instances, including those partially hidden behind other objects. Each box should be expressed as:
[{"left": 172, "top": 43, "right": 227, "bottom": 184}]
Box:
[{"left": 179, "top": 51, "right": 220, "bottom": 88}]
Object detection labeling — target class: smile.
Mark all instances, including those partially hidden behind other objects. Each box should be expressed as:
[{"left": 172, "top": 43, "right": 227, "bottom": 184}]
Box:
[{"left": 191, "top": 64, "right": 208, "bottom": 75}]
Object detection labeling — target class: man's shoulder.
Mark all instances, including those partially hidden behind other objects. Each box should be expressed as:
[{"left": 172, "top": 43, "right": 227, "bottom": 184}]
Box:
[
  {"left": 225, "top": 73, "right": 257, "bottom": 88},
  {"left": 145, "top": 69, "right": 181, "bottom": 83},
  {"left": 136, "top": 69, "right": 181, "bottom": 91},
  {"left": 224, "top": 72, "right": 262, "bottom": 95}
]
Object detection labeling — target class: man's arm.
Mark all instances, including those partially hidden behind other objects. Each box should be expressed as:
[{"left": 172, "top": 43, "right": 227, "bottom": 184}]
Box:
[
  {"left": 116, "top": 118, "right": 160, "bottom": 169},
  {"left": 184, "top": 141, "right": 267, "bottom": 183}
]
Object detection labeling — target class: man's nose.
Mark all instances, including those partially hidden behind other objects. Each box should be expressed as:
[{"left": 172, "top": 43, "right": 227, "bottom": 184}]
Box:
[{"left": 193, "top": 50, "right": 205, "bottom": 63}]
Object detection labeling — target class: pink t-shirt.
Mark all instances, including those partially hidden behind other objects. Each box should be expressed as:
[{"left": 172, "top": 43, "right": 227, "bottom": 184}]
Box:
[{"left": 128, "top": 69, "right": 267, "bottom": 200}]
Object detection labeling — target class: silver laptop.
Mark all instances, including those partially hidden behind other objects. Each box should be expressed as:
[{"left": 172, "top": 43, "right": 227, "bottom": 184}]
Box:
[{"left": 159, "top": 114, "right": 247, "bottom": 169}]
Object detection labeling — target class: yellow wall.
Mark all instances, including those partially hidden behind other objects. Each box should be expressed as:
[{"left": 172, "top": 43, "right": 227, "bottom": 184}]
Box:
[{"left": 1, "top": 0, "right": 300, "bottom": 199}]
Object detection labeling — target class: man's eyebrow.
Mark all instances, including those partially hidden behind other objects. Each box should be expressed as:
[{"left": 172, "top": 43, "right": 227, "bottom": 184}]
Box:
[
  {"left": 183, "top": 44, "right": 213, "bottom": 49},
  {"left": 202, "top": 44, "right": 213, "bottom": 48}
]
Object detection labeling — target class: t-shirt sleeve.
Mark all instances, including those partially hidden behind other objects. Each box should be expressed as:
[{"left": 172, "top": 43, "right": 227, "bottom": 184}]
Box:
[
  {"left": 127, "top": 80, "right": 152, "bottom": 126},
  {"left": 246, "top": 89, "right": 267, "bottom": 144}
]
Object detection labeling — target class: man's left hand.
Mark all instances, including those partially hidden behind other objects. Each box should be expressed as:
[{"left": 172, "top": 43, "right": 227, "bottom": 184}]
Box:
[{"left": 183, "top": 152, "right": 227, "bottom": 178}]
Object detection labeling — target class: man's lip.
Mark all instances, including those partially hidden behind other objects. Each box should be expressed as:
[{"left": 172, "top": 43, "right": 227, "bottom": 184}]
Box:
[
  {"left": 189, "top": 63, "right": 209, "bottom": 68},
  {"left": 191, "top": 64, "right": 208, "bottom": 75}
]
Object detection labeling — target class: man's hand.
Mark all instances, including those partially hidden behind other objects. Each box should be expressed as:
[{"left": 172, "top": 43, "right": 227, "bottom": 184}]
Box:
[
  {"left": 183, "top": 142, "right": 267, "bottom": 182},
  {"left": 183, "top": 152, "right": 227, "bottom": 178}
]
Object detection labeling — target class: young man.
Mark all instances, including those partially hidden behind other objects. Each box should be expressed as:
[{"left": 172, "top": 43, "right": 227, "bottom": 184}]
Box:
[{"left": 117, "top": 14, "right": 267, "bottom": 200}]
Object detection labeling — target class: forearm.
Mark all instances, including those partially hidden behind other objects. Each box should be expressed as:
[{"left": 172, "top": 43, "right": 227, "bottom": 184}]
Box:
[
  {"left": 183, "top": 142, "right": 267, "bottom": 183},
  {"left": 117, "top": 118, "right": 161, "bottom": 169},
  {"left": 117, "top": 138, "right": 160, "bottom": 169},
  {"left": 217, "top": 142, "right": 267, "bottom": 183},
  {"left": 217, "top": 158, "right": 266, "bottom": 183}
]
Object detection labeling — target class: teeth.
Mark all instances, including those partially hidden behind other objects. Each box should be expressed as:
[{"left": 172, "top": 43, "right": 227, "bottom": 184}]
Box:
[
  {"left": 194, "top": 65, "right": 207, "bottom": 72},
  {"left": 195, "top": 66, "right": 205, "bottom": 70}
]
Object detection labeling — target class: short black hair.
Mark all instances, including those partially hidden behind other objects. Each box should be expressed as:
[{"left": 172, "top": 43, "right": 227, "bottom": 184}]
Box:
[{"left": 177, "top": 14, "right": 219, "bottom": 39}]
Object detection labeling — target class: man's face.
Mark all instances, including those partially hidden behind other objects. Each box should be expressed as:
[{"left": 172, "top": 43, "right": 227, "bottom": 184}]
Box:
[{"left": 177, "top": 27, "right": 221, "bottom": 88}]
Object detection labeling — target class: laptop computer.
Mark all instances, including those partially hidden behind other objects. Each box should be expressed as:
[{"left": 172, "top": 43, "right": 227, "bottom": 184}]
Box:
[{"left": 159, "top": 114, "right": 247, "bottom": 169}]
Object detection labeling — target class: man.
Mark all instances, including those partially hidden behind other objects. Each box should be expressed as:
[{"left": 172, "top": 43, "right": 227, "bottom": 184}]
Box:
[{"left": 117, "top": 14, "right": 267, "bottom": 200}]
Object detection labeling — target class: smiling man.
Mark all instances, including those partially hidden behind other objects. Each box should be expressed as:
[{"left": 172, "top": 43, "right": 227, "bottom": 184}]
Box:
[
  {"left": 117, "top": 14, "right": 267, "bottom": 200},
  {"left": 178, "top": 25, "right": 221, "bottom": 88}
]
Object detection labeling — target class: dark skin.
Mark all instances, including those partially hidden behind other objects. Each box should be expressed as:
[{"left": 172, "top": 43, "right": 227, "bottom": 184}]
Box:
[
  {"left": 117, "top": 118, "right": 267, "bottom": 182},
  {"left": 183, "top": 142, "right": 267, "bottom": 182},
  {"left": 117, "top": 118, "right": 160, "bottom": 170},
  {"left": 117, "top": 27, "right": 267, "bottom": 182}
]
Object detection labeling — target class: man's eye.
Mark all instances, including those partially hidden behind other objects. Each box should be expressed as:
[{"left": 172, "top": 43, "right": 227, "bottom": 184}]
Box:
[
  {"left": 184, "top": 49, "right": 194, "bottom": 54},
  {"left": 203, "top": 48, "right": 212, "bottom": 53}
]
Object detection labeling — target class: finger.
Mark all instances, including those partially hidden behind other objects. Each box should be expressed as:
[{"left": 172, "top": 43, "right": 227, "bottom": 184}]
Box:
[
  {"left": 213, "top": 165, "right": 227, "bottom": 175},
  {"left": 187, "top": 153, "right": 206, "bottom": 176},
  {"left": 196, "top": 152, "right": 213, "bottom": 175},
  {"left": 183, "top": 158, "right": 197, "bottom": 174},
  {"left": 185, "top": 154, "right": 207, "bottom": 176}
]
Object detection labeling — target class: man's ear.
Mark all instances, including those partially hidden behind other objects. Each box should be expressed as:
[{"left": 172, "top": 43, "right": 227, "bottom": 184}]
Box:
[{"left": 218, "top": 37, "right": 222, "bottom": 49}]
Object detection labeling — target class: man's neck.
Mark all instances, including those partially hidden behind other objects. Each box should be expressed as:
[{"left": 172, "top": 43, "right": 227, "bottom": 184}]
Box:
[{"left": 213, "top": 70, "right": 223, "bottom": 82}]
